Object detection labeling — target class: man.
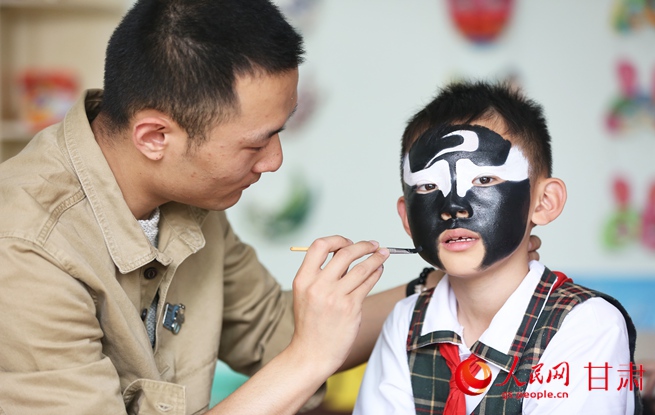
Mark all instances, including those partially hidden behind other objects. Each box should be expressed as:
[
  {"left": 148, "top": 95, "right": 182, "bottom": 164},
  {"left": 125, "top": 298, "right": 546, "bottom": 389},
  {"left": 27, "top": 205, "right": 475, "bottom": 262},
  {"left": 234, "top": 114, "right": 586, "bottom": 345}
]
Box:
[
  {"left": 0, "top": 1, "right": 538, "bottom": 414},
  {"left": 0, "top": 1, "right": 401, "bottom": 414}
]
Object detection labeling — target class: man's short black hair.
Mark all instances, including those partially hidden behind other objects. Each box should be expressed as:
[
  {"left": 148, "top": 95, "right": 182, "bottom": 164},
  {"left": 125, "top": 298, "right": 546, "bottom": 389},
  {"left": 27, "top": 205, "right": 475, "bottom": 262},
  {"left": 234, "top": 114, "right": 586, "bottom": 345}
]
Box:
[
  {"left": 100, "top": 0, "right": 304, "bottom": 145},
  {"left": 401, "top": 80, "right": 552, "bottom": 180}
]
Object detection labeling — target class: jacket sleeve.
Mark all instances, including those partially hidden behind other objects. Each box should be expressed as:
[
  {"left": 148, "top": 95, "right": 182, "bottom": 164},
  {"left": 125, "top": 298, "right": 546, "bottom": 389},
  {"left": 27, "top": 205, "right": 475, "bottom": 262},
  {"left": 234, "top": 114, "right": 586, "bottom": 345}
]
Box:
[
  {"left": 216, "top": 213, "right": 296, "bottom": 375},
  {"left": 0, "top": 239, "right": 132, "bottom": 415},
  {"left": 214, "top": 214, "right": 326, "bottom": 412}
]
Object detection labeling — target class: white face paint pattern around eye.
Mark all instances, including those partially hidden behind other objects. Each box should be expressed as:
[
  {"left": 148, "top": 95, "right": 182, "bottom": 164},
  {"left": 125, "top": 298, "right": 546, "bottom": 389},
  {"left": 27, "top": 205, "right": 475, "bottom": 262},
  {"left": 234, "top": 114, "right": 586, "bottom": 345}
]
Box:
[
  {"left": 403, "top": 155, "right": 452, "bottom": 196},
  {"left": 454, "top": 146, "right": 530, "bottom": 197}
]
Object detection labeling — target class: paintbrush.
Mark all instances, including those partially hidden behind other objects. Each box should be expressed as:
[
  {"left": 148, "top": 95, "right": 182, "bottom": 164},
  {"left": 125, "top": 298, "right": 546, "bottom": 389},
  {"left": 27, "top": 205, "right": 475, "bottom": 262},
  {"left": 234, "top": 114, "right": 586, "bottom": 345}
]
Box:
[{"left": 290, "top": 246, "right": 421, "bottom": 254}]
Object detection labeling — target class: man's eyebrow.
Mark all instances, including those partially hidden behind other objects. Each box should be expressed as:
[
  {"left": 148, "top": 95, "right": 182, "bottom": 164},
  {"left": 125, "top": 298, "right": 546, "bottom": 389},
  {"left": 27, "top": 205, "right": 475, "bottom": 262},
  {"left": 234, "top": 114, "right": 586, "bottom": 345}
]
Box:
[
  {"left": 277, "top": 103, "right": 298, "bottom": 134},
  {"left": 288, "top": 103, "right": 299, "bottom": 119},
  {"left": 256, "top": 104, "right": 299, "bottom": 141}
]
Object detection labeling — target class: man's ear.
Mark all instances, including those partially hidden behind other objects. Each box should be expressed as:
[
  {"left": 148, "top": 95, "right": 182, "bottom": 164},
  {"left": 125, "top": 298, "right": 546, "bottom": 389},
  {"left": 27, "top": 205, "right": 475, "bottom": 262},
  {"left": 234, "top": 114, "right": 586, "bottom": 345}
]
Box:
[
  {"left": 531, "top": 178, "right": 567, "bottom": 226},
  {"left": 397, "top": 196, "right": 413, "bottom": 237},
  {"left": 131, "top": 110, "right": 179, "bottom": 161}
]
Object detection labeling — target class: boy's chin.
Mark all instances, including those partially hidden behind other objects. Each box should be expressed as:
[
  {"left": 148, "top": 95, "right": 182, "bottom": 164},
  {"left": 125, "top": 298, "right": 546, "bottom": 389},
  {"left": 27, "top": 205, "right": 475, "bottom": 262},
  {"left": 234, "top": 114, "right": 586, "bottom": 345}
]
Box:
[
  {"left": 441, "top": 263, "right": 486, "bottom": 279},
  {"left": 437, "top": 246, "right": 487, "bottom": 277}
]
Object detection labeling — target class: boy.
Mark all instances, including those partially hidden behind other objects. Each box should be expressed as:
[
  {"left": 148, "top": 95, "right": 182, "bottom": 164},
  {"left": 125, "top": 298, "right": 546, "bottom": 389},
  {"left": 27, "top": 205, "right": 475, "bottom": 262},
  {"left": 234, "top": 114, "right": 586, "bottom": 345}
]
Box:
[{"left": 354, "top": 81, "right": 641, "bottom": 414}]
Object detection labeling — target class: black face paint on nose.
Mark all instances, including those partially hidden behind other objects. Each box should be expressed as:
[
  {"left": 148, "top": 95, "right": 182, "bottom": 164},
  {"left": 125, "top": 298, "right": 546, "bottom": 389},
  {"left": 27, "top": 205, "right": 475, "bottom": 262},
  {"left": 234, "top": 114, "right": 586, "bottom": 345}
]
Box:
[
  {"left": 402, "top": 124, "right": 531, "bottom": 271},
  {"left": 440, "top": 185, "right": 472, "bottom": 221}
]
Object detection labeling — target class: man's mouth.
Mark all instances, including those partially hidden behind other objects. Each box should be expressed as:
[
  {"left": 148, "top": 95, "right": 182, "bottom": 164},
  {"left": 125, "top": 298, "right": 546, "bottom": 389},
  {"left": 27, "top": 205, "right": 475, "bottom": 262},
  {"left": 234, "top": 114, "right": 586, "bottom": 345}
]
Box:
[{"left": 243, "top": 177, "right": 260, "bottom": 189}]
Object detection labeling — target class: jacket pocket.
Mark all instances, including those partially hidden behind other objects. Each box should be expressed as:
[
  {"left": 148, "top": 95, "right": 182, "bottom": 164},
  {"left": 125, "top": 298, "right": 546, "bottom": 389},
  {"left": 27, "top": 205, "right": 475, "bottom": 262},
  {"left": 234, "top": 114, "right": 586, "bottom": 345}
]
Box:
[{"left": 124, "top": 378, "right": 186, "bottom": 415}]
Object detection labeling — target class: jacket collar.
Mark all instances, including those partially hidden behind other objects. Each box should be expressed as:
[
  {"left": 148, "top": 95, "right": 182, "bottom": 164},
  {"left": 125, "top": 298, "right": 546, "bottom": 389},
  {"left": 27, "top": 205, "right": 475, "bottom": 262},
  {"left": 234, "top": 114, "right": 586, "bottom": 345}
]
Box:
[{"left": 60, "top": 90, "right": 207, "bottom": 273}]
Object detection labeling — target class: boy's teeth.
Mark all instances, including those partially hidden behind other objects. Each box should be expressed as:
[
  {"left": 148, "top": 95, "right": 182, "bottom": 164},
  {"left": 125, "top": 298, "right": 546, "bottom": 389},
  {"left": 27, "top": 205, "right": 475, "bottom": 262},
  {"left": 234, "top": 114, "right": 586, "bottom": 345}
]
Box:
[{"left": 448, "top": 237, "right": 474, "bottom": 243}]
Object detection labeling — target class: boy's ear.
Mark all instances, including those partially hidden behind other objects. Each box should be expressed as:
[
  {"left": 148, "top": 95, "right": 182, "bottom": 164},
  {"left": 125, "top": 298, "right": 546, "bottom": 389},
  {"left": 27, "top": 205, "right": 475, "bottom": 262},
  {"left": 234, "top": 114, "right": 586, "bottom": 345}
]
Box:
[
  {"left": 397, "top": 196, "right": 413, "bottom": 237},
  {"left": 531, "top": 178, "right": 567, "bottom": 226},
  {"left": 131, "top": 110, "right": 179, "bottom": 161}
]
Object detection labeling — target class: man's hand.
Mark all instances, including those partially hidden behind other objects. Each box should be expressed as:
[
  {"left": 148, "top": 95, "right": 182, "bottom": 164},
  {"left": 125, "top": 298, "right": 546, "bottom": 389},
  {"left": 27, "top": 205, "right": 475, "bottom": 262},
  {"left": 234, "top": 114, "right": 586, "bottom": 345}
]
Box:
[
  {"left": 528, "top": 234, "right": 542, "bottom": 262},
  {"left": 210, "top": 236, "right": 388, "bottom": 415},
  {"left": 289, "top": 236, "right": 389, "bottom": 377}
]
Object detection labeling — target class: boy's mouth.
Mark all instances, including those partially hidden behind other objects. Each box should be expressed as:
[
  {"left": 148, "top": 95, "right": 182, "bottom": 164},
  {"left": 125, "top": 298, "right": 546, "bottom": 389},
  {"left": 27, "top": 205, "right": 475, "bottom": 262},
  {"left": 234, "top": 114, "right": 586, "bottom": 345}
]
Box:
[
  {"left": 439, "top": 229, "right": 480, "bottom": 246},
  {"left": 445, "top": 236, "right": 476, "bottom": 243}
]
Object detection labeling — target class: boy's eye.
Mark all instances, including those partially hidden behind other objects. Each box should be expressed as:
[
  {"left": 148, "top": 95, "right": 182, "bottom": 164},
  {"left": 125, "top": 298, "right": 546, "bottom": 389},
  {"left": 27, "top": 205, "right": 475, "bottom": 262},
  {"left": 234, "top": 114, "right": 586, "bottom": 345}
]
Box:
[
  {"left": 417, "top": 183, "right": 438, "bottom": 194},
  {"left": 473, "top": 176, "right": 502, "bottom": 186}
]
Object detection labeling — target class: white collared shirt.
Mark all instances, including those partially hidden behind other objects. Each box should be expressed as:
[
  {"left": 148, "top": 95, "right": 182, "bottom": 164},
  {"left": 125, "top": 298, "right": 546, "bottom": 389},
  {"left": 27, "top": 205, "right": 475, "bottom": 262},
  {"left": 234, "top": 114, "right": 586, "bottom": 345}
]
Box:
[{"left": 354, "top": 261, "right": 634, "bottom": 415}]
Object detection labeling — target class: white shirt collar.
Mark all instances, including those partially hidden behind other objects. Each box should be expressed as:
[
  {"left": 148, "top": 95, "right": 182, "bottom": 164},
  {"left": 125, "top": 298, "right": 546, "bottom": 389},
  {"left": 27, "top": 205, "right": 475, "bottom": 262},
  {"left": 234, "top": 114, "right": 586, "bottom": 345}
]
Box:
[{"left": 422, "top": 261, "right": 546, "bottom": 362}]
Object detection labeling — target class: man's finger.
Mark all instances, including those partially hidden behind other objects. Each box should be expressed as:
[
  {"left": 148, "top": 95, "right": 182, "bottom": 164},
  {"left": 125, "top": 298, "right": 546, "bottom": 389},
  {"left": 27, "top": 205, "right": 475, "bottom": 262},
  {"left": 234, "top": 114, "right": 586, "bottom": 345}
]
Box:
[
  {"left": 296, "top": 236, "right": 353, "bottom": 275},
  {"left": 320, "top": 241, "right": 381, "bottom": 281},
  {"left": 528, "top": 234, "right": 542, "bottom": 251},
  {"left": 348, "top": 261, "right": 387, "bottom": 301},
  {"left": 335, "top": 248, "right": 389, "bottom": 295}
]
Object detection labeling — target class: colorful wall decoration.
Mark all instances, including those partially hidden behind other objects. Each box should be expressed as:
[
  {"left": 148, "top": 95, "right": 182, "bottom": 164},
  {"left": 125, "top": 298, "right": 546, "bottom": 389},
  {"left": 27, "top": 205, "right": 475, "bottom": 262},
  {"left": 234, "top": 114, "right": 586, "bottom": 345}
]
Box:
[
  {"left": 244, "top": 172, "right": 316, "bottom": 241},
  {"left": 603, "top": 175, "right": 655, "bottom": 251},
  {"left": 447, "top": 0, "right": 515, "bottom": 44},
  {"left": 603, "top": 59, "right": 655, "bottom": 254},
  {"left": 605, "top": 60, "right": 655, "bottom": 135},
  {"left": 612, "top": 0, "right": 655, "bottom": 33}
]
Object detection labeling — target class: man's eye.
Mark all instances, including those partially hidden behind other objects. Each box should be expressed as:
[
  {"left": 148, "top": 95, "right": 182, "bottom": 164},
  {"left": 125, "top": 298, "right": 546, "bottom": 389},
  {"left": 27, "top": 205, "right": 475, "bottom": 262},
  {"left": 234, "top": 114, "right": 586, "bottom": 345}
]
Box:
[{"left": 417, "top": 183, "right": 438, "bottom": 193}]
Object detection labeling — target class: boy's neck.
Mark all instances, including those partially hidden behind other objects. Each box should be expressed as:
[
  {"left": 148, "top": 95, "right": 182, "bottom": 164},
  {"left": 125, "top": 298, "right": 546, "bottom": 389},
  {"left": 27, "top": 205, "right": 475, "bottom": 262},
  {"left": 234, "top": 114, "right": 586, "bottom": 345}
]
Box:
[{"left": 448, "top": 251, "right": 531, "bottom": 347}]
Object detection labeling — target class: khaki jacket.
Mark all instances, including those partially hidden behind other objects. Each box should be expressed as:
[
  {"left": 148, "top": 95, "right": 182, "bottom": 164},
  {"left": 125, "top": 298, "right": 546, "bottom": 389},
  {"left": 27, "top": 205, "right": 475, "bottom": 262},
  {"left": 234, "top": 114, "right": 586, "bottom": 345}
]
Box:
[{"left": 0, "top": 90, "right": 297, "bottom": 414}]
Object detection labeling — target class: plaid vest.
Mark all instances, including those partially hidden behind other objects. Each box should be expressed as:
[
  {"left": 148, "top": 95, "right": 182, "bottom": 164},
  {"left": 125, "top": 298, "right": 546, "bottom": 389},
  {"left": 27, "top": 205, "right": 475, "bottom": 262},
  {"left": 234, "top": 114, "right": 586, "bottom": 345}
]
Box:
[{"left": 406, "top": 268, "right": 642, "bottom": 415}]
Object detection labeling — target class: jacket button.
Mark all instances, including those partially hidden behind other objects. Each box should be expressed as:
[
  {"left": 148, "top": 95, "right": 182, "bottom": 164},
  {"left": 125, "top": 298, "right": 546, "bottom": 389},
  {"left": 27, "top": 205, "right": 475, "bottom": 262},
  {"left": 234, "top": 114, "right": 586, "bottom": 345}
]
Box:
[
  {"left": 144, "top": 267, "right": 157, "bottom": 280},
  {"left": 141, "top": 309, "right": 148, "bottom": 321}
]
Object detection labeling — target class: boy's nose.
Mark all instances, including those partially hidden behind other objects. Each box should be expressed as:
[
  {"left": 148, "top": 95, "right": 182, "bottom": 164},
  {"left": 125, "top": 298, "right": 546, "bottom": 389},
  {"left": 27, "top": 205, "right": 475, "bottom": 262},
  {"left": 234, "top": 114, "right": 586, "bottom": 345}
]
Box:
[
  {"left": 440, "top": 209, "right": 470, "bottom": 221},
  {"left": 440, "top": 190, "right": 472, "bottom": 220}
]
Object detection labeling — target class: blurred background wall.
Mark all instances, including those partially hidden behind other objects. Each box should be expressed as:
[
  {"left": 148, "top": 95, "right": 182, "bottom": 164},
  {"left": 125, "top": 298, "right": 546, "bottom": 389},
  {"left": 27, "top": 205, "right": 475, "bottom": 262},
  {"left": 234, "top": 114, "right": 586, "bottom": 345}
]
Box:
[{"left": 2, "top": 0, "right": 654, "bottom": 413}]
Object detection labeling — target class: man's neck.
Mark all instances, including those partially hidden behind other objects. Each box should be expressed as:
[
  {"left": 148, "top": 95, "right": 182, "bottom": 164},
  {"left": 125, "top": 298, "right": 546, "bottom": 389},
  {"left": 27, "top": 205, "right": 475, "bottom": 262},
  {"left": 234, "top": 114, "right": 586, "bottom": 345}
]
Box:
[{"left": 91, "top": 115, "right": 164, "bottom": 220}]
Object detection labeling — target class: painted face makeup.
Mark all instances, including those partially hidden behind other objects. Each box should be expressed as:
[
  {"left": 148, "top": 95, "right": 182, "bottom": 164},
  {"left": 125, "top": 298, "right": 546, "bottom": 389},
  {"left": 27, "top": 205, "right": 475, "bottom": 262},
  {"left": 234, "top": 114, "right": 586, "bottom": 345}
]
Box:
[{"left": 402, "top": 124, "right": 531, "bottom": 271}]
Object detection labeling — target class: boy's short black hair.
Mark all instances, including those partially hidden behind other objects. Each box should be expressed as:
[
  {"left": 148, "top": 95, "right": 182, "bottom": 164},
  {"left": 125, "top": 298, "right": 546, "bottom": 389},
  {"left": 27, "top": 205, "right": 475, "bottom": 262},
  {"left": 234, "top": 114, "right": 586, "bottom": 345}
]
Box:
[
  {"left": 100, "top": 0, "right": 304, "bottom": 145},
  {"left": 401, "top": 80, "right": 552, "bottom": 180}
]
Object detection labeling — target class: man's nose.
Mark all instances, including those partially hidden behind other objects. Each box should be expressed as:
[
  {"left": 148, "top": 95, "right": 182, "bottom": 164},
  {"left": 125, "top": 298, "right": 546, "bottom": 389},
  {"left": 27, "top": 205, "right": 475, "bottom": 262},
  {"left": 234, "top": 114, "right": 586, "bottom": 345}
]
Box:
[{"left": 253, "top": 134, "right": 283, "bottom": 174}]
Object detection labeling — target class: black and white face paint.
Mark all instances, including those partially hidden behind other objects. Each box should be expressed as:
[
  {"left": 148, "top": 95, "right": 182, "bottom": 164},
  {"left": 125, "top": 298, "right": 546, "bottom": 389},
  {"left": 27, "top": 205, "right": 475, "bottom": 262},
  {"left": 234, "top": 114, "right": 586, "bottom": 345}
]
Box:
[{"left": 402, "top": 124, "right": 531, "bottom": 270}]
